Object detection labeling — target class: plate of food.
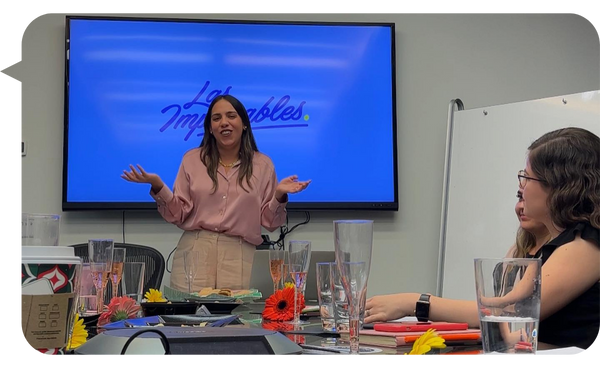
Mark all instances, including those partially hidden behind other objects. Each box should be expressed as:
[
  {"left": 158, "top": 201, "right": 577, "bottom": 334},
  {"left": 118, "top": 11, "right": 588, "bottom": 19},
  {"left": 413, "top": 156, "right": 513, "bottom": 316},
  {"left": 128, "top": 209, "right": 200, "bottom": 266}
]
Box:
[{"left": 163, "top": 286, "right": 262, "bottom": 304}]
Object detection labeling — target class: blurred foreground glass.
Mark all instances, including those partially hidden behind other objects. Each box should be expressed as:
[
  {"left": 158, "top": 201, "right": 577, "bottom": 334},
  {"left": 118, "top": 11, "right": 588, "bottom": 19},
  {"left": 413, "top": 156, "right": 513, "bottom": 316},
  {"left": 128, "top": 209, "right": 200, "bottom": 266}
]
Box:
[
  {"left": 122, "top": 262, "right": 146, "bottom": 304},
  {"left": 88, "top": 239, "right": 114, "bottom": 313},
  {"left": 475, "top": 258, "right": 541, "bottom": 354},
  {"left": 22, "top": 213, "right": 60, "bottom": 246},
  {"left": 330, "top": 261, "right": 366, "bottom": 332},
  {"left": 334, "top": 220, "right": 373, "bottom": 354}
]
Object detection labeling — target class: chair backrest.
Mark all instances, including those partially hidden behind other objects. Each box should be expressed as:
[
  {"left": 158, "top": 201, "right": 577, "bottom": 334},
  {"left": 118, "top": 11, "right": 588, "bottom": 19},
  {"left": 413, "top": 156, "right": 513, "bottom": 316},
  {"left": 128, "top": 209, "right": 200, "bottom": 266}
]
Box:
[
  {"left": 250, "top": 250, "right": 335, "bottom": 302},
  {"left": 70, "top": 242, "right": 166, "bottom": 303}
]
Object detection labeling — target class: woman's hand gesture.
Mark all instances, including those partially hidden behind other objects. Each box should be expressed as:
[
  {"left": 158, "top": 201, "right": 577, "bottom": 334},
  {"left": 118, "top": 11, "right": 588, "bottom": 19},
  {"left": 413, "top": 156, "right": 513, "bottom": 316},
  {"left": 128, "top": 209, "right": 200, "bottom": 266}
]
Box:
[
  {"left": 121, "top": 164, "right": 163, "bottom": 192},
  {"left": 276, "top": 175, "right": 311, "bottom": 195}
]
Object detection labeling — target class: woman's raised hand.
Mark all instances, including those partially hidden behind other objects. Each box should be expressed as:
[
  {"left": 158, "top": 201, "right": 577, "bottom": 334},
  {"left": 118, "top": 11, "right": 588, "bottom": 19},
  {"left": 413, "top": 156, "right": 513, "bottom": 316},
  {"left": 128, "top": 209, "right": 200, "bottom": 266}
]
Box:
[{"left": 121, "top": 164, "right": 163, "bottom": 192}]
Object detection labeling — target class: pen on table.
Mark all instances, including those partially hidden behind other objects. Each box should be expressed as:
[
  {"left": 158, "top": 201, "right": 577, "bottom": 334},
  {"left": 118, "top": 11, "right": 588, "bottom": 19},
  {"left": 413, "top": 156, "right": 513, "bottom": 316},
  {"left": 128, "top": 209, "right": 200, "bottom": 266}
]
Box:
[
  {"left": 298, "top": 344, "right": 341, "bottom": 353},
  {"left": 402, "top": 332, "right": 481, "bottom": 344}
]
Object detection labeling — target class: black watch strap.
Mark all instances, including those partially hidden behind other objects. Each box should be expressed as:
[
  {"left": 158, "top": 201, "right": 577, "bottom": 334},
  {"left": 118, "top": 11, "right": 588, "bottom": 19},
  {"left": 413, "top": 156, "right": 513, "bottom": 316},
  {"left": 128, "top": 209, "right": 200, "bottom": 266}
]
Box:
[{"left": 414, "top": 293, "right": 431, "bottom": 322}]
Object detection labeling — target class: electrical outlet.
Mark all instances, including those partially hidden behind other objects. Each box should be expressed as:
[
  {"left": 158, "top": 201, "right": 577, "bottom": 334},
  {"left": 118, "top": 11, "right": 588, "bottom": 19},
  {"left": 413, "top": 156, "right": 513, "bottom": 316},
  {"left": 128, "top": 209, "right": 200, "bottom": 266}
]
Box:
[{"left": 22, "top": 141, "right": 26, "bottom": 157}]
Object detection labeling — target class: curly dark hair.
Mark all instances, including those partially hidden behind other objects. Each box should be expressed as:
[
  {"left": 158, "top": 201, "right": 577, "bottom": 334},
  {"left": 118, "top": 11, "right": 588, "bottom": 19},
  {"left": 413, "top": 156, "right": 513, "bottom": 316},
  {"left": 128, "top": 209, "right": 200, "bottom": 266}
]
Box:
[
  {"left": 199, "top": 95, "right": 259, "bottom": 193},
  {"left": 527, "top": 127, "right": 600, "bottom": 229}
]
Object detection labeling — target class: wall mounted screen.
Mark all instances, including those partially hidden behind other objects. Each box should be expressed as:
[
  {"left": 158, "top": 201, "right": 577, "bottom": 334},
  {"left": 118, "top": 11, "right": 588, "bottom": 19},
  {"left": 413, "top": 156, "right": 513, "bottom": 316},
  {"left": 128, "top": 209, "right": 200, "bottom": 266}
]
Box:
[{"left": 63, "top": 16, "right": 397, "bottom": 210}]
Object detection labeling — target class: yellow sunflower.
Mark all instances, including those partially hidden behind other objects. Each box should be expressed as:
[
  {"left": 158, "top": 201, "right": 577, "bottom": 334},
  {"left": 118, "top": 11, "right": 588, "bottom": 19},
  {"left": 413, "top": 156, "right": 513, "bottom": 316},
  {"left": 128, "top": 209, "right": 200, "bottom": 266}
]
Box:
[
  {"left": 67, "top": 314, "right": 88, "bottom": 350},
  {"left": 407, "top": 329, "right": 446, "bottom": 355},
  {"left": 144, "top": 288, "right": 167, "bottom": 302}
]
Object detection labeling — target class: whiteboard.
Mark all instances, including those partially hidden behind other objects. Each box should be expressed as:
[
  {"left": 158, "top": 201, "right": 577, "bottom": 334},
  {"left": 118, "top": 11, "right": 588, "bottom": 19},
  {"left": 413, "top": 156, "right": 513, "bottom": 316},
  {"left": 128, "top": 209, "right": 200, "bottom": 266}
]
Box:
[{"left": 438, "top": 90, "right": 600, "bottom": 301}]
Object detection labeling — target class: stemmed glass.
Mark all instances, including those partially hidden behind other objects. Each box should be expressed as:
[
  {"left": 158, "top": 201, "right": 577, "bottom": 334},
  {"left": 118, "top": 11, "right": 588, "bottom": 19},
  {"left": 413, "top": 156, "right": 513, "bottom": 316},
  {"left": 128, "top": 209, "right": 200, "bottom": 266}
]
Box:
[
  {"left": 280, "top": 251, "right": 290, "bottom": 289},
  {"left": 88, "top": 239, "right": 114, "bottom": 313},
  {"left": 286, "top": 240, "right": 311, "bottom": 326},
  {"left": 110, "top": 248, "right": 126, "bottom": 299},
  {"left": 333, "top": 220, "right": 373, "bottom": 355},
  {"left": 183, "top": 250, "right": 200, "bottom": 294},
  {"left": 269, "top": 249, "right": 285, "bottom": 293}
]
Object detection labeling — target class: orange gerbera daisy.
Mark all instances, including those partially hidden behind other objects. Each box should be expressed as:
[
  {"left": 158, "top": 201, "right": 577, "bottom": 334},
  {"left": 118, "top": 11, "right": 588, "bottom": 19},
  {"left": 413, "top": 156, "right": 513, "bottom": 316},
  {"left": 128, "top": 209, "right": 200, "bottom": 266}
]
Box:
[
  {"left": 97, "top": 296, "right": 141, "bottom": 327},
  {"left": 262, "top": 287, "right": 305, "bottom": 321}
]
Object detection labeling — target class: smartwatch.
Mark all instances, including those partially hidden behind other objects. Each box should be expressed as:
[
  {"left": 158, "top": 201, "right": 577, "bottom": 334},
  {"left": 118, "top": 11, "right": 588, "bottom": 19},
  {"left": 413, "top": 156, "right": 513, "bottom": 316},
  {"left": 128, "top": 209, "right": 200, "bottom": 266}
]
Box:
[{"left": 414, "top": 293, "right": 431, "bottom": 322}]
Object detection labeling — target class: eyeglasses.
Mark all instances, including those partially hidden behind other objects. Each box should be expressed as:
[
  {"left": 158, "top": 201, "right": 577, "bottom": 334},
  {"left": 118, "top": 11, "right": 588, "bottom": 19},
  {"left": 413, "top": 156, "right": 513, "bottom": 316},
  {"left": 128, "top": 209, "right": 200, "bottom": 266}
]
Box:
[{"left": 517, "top": 170, "right": 546, "bottom": 188}]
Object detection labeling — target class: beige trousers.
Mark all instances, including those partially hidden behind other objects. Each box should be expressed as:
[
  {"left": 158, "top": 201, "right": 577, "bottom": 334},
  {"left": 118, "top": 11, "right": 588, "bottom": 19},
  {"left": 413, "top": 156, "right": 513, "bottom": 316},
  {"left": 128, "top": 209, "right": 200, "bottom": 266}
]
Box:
[{"left": 170, "top": 230, "right": 256, "bottom": 292}]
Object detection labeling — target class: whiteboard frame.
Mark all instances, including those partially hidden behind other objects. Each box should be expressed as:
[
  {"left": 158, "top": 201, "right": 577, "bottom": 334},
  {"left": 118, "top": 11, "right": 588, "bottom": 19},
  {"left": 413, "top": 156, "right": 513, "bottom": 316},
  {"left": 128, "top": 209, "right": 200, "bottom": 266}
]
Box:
[{"left": 436, "top": 90, "right": 600, "bottom": 299}]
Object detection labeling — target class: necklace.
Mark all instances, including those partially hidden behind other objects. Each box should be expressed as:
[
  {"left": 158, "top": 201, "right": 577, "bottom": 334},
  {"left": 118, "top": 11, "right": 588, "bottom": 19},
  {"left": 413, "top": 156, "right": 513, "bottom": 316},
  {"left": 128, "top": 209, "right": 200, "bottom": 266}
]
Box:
[{"left": 219, "top": 158, "right": 237, "bottom": 168}]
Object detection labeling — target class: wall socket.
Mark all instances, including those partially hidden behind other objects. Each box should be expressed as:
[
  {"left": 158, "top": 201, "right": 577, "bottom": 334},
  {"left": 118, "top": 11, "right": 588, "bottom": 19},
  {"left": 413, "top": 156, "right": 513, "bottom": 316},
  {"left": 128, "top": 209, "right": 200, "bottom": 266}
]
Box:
[{"left": 22, "top": 141, "right": 26, "bottom": 157}]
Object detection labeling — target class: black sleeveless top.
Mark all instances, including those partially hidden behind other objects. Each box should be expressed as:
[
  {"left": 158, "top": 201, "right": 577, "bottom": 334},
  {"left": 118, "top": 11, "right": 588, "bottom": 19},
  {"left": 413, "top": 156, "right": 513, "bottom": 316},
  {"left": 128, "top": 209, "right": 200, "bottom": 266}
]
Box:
[{"left": 527, "top": 222, "right": 600, "bottom": 349}]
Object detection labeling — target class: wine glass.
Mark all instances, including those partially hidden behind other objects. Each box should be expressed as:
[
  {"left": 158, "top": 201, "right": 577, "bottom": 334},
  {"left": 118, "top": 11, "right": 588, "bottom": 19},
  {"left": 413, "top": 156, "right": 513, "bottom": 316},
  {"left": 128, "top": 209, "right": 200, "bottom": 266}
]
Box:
[
  {"left": 269, "top": 249, "right": 285, "bottom": 293},
  {"left": 287, "top": 240, "right": 311, "bottom": 326},
  {"left": 88, "top": 239, "right": 114, "bottom": 313},
  {"left": 280, "top": 250, "right": 290, "bottom": 289},
  {"left": 183, "top": 250, "right": 200, "bottom": 294},
  {"left": 333, "top": 220, "right": 373, "bottom": 354},
  {"left": 110, "top": 248, "right": 126, "bottom": 299}
]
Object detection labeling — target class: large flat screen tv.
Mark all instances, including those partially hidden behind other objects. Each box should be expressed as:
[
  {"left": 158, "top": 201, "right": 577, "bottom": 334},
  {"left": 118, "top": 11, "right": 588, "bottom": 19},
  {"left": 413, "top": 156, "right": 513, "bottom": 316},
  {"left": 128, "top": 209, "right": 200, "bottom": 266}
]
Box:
[{"left": 63, "top": 16, "right": 397, "bottom": 211}]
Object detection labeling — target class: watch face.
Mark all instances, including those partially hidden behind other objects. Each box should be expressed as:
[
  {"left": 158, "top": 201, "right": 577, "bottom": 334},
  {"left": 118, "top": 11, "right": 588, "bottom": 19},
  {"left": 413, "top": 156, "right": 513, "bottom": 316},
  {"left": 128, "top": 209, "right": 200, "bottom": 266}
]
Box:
[{"left": 416, "top": 298, "right": 430, "bottom": 321}]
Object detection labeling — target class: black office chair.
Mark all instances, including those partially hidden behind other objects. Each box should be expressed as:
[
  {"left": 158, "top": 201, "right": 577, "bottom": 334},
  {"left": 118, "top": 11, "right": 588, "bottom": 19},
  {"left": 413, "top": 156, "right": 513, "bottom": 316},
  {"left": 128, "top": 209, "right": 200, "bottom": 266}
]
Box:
[{"left": 70, "top": 242, "right": 166, "bottom": 304}]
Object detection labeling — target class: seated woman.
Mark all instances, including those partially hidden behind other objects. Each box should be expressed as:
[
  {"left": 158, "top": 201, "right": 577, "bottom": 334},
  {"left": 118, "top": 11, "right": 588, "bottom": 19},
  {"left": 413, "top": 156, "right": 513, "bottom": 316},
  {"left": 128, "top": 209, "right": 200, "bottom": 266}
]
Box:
[{"left": 366, "top": 127, "right": 600, "bottom": 349}]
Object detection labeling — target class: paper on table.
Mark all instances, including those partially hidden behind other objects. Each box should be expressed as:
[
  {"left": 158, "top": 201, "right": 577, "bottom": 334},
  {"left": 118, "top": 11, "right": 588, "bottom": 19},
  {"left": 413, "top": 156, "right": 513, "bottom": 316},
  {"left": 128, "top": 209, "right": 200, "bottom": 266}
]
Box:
[
  {"left": 389, "top": 316, "right": 418, "bottom": 322},
  {"left": 537, "top": 346, "right": 585, "bottom": 355}
]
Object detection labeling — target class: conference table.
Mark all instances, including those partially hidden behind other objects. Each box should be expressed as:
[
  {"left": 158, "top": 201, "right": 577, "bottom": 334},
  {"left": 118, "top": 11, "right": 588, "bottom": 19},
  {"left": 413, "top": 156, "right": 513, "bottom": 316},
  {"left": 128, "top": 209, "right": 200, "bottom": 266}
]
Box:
[
  {"left": 231, "top": 302, "right": 571, "bottom": 355},
  {"left": 230, "top": 302, "right": 484, "bottom": 355},
  {"left": 83, "top": 301, "right": 565, "bottom": 355}
]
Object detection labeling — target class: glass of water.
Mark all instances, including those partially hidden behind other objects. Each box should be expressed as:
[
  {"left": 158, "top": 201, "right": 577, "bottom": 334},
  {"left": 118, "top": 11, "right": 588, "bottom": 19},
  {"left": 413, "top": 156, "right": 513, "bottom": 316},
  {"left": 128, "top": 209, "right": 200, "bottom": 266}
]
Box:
[{"left": 475, "top": 258, "right": 542, "bottom": 354}]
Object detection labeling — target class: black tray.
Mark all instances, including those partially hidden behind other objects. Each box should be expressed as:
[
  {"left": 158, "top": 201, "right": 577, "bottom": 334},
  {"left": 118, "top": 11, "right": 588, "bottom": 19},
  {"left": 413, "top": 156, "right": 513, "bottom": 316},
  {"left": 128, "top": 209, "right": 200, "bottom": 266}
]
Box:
[
  {"left": 157, "top": 314, "right": 242, "bottom": 326},
  {"left": 191, "top": 300, "right": 243, "bottom": 314},
  {"left": 141, "top": 301, "right": 198, "bottom": 316}
]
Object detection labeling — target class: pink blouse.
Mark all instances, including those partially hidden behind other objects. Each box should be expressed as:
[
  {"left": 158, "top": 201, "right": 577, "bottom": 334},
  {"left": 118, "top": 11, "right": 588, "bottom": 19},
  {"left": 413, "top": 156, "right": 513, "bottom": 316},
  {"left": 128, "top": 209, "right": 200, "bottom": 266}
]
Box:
[{"left": 150, "top": 148, "right": 287, "bottom": 245}]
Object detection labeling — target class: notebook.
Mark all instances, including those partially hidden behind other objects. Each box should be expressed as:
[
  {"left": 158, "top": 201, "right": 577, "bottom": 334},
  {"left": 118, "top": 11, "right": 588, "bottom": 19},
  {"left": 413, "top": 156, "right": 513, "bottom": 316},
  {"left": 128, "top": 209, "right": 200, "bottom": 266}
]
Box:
[
  {"left": 374, "top": 321, "right": 469, "bottom": 332},
  {"left": 339, "top": 328, "right": 481, "bottom": 348}
]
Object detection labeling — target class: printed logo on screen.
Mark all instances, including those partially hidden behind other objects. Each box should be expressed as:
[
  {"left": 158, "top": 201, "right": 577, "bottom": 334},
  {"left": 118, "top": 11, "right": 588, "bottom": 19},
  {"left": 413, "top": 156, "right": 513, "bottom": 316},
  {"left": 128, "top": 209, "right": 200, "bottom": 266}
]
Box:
[{"left": 159, "top": 81, "right": 309, "bottom": 141}]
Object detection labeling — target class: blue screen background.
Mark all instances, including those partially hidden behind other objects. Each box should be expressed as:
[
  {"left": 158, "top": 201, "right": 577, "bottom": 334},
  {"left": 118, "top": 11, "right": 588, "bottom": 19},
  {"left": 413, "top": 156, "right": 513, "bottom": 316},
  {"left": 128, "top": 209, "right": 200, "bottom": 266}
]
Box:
[{"left": 67, "top": 19, "right": 395, "bottom": 203}]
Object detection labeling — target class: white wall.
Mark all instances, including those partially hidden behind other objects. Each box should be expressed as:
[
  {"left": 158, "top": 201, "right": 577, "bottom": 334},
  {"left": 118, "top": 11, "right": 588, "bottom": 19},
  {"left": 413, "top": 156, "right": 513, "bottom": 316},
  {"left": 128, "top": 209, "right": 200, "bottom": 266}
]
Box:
[{"left": 20, "top": 13, "right": 600, "bottom": 296}]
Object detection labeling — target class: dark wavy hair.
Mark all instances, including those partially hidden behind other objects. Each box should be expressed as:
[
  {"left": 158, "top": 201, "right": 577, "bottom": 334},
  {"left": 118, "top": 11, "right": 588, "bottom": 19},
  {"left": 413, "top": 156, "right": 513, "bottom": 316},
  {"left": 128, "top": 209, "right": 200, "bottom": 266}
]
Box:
[
  {"left": 199, "top": 95, "right": 259, "bottom": 193},
  {"left": 527, "top": 127, "right": 600, "bottom": 229}
]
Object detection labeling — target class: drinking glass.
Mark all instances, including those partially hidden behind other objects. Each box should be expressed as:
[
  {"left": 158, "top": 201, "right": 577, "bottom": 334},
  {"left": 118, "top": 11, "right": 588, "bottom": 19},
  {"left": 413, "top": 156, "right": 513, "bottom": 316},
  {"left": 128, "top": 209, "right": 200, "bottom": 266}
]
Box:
[
  {"left": 475, "top": 258, "right": 542, "bottom": 354},
  {"left": 183, "top": 250, "right": 200, "bottom": 294},
  {"left": 316, "top": 262, "right": 336, "bottom": 331},
  {"left": 333, "top": 220, "right": 373, "bottom": 354},
  {"left": 269, "top": 249, "right": 285, "bottom": 293},
  {"left": 88, "top": 239, "right": 114, "bottom": 313},
  {"left": 110, "top": 248, "right": 126, "bottom": 299},
  {"left": 287, "top": 240, "right": 311, "bottom": 326},
  {"left": 280, "top": 250, "right": 291, "bottom": 289},
  {"left": 122, "top": 262, "right": 146, "bottom": 304},
  {"left": 78, "top": 263, "right": 97, "bottom": 316}
]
